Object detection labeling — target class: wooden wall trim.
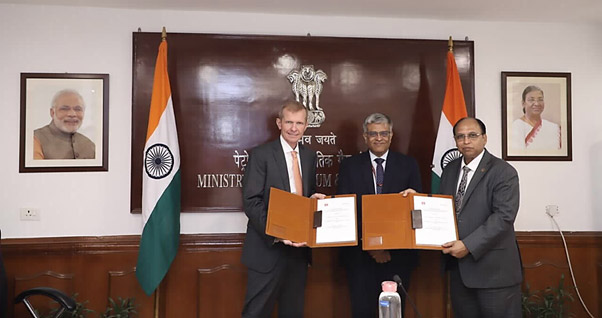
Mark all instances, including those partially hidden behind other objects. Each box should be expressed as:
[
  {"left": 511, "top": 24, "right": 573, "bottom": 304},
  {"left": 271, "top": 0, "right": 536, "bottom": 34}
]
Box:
[
  {"left": 2, "top": 231, "right": 600, "bottom": 317},
  {"left": 1, "top": 233, "right": 245, "bottom": 255},
  {"left": 517, "top": 231, "right": 602, "bottom": 246},
  {"left": 3, "top": 231, "right": 597, "bottom": 253},
  {"left": 15, "top": 270, "right": 74, "bottom": 281}
]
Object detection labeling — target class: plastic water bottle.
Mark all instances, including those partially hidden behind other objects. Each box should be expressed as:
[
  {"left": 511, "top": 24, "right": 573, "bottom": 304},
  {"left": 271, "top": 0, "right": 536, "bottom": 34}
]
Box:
[{"left": 379, "top": 280, "right": 402, "bottom": 318}]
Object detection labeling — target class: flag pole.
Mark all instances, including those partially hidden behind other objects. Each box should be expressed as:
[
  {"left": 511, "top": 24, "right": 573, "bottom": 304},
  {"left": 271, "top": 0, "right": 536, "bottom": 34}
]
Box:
[
  {"left": 430, "top": 35, "right": 467, "bottom": 193},
  {"left": 154, "top": 27, "right": 167, "bottom": 318},
  {"left": 154, "top": 286, "right": 160, "bottom": 318},
  {"left": 153, "top": 27, "right": 166, "bottom": 318}
]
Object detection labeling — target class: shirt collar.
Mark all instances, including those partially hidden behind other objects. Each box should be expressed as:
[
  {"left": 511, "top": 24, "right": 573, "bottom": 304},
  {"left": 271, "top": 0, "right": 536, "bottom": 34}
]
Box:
[
  {"left": 462, "top": 149, "right": 485, "bottom": 171},
  {"left": 369, "top": 150, "right": 389, "bottom": 162},
  {"left": 280, "top": 135, "right": 297, "bottom": 153}
]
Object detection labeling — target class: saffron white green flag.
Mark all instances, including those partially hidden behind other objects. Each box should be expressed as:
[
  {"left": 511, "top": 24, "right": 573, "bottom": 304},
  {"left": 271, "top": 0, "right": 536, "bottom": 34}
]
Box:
[
  {"left": 136, "top": 37, "right": 181, "bottom": 296},
  {"left": 431, "top": 49, "right": 468, "bottom": 193}
]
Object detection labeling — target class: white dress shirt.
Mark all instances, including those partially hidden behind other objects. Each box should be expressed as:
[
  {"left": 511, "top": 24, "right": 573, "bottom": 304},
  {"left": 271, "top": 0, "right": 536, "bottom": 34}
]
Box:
[
  {"left": 280, "top": 136, "right": 303, "bottom": 194},
  {"left": 369, "top": 150, "right": 389, "bottom": 194},
  {"left": 456, "top": 149, "right": 485, "bottom": 193}
]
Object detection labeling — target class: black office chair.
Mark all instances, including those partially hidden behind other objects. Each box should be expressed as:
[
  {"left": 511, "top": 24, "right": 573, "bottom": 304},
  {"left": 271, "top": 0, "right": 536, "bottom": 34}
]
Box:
[{"left": 0, "top": 230, "right": 76, "bottom": 318}]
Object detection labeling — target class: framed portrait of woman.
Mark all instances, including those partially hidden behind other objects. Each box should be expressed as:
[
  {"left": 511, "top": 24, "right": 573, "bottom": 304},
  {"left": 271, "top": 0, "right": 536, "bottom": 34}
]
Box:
[{"left": 501, "top": 72, "right": 572, "bottom": 161}]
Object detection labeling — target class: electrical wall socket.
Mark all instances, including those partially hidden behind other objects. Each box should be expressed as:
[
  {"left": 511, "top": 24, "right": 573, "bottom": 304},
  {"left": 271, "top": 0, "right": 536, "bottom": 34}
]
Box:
[
  {"left": 20, "top": 208, "right": 40, "bottom": 221},
  {"left": 545, "top": 205, "right": 559, "bottom": 216}
]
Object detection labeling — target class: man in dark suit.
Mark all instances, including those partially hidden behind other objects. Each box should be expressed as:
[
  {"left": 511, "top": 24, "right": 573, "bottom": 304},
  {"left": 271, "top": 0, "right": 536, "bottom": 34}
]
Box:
[
  {"left": 441, "top": 117, "right": 522, "bottom": 318},
  {"left": 337, "top": 112, "right": 422, "bottom": 318},
  {"left": 241, "top": 101, "right": 324, "bottom": 318}
]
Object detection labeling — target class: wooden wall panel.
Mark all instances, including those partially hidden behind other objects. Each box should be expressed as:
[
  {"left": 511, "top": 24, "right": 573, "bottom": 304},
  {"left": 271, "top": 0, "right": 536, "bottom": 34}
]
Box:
[
  {"left": 162, "top": 243, "right": 246, "bottom": 317},
  {"left": 305, "top": 248, "right": 351, "bottom": 318},
  {"left": 519, "top": 232, "right": 602, "bottom": 317},
  {"left": 108, "top": 267, "right": 155, "bottom": 317},
  {"left": 197, "top": 265, "right": 247, "bottom": 317},
  {"left": 599, "top": 261, "right": 602, "bottom": 316},
  {"left": 2, "top": 232, "right": 600, "bottom": 318},
  {"left": 14, "top": 271, "right": 75, "bottom": 317},
  {"left": 405, "top": 251, "right": 448, "bottom": 318}
]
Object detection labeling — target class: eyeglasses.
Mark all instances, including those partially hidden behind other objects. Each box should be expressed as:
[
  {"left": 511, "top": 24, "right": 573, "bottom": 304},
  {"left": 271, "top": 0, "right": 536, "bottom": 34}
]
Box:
[
  {"left": 365, "top": 131, "right": 391, "bottom": 138},
  {"left": 454, "top": 133, "right": 482, "bottom": 141}
]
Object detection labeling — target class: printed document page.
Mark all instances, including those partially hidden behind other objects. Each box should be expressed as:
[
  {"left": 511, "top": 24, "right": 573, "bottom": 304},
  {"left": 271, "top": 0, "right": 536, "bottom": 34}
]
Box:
[
  {"left": 315, "top": 196, "right": 356, "bottom": 244},
  {"left": 413, "top": 196, "right": 457, "bottom": 246}
]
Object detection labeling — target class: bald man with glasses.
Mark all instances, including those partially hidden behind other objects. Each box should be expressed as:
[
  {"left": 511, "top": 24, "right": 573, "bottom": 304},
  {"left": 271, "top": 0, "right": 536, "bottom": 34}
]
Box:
[{"left": 440, "top": 117, "right": 522, "bottom": 318}]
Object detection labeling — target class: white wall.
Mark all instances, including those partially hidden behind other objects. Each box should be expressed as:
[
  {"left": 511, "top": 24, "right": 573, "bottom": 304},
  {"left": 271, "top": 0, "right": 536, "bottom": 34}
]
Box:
[{"left": 1, "top": 4, "right": 600, "bottom": 238}]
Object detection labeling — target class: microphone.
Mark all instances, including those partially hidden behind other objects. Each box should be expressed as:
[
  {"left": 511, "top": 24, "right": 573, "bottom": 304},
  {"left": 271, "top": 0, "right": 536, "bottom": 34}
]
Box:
[{"left": 393, "top": 275, "right": 422, "bottom": 318}]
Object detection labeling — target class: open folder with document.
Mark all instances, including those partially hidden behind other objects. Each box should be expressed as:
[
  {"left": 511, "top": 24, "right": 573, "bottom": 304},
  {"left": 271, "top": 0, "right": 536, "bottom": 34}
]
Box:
[
  {"left": 266, "top": 187, "right": 358, "bottom": 248},
  {"left": 362, "top": 193, "right": 458, "bottom": 250}
]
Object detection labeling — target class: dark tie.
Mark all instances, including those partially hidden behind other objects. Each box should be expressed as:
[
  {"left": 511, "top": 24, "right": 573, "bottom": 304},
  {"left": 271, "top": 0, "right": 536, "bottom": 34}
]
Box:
[
  {"left": 374, "top": 158, "right": 385, "bottom": 194},
  {"left": 455, "top": 166, "right": 471, "bottom": 213}
]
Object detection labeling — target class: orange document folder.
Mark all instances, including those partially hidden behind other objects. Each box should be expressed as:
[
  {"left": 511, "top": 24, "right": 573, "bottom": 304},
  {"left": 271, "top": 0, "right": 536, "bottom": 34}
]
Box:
[
  {"left": 266, "top": 187, "right": 358, "bottom": 248},
  {"left": 361, "top": 193, "right": 458, "bottom": 250}
]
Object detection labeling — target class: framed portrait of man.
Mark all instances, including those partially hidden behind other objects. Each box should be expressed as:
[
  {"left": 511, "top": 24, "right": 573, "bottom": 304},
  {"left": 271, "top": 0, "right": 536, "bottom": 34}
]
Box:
[
  {"left": 19, "top": 73, "right": 109, "bottom": 172},
  {"left": 501, "top": 72, "right": 572, "bottom": 161}
]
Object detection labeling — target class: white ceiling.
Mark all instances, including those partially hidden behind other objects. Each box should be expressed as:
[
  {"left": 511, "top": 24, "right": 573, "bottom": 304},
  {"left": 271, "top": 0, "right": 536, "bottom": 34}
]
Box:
[
  {"left": 0, "top": 0, "right": 602, "bottom": 24},
  {"left": 2, "top": 0, "right": 602, "bottom": 24}
]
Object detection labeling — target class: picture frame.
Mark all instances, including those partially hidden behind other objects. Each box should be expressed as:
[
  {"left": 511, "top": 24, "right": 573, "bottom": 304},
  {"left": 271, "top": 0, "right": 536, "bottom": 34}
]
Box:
[
  {"left": 501, "top": 72, "right": 572, "bottom": 161},
  {"left": 19, "top": 73, "right": 109, "bottom": 172}
]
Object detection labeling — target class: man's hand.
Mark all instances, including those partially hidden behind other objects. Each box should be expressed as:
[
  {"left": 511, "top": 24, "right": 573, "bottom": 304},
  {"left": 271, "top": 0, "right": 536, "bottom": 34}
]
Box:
[
  {"left": 367, "top": 250, "right": 391, "bottom": 263},
  {"left": 281, "top": 239, "right": 307, "bottom": 248},
  {"left": 399, "top": 188, "right": 417, "bottom": 197},
  {"left": 310, "top": 193, "right": 327, "bottom": 199},
  {"left": 442, "top": 240, "right": 469, "bottom": 258}
]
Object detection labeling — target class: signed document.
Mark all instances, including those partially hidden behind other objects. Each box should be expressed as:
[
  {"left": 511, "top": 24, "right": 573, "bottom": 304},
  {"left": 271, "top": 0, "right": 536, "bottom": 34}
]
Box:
[
  {"left": 266, "top": 187, "right": 357, "bottom": 247},
  {"left": 413, "top": 195, "right": 457, "bottom": 246},
  {"left": 315, "top": 196, "right": 357, "bottom": 245}
]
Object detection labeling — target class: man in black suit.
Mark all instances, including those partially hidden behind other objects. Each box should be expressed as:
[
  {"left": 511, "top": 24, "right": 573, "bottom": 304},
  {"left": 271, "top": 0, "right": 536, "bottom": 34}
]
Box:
[
  {"left": 337, "top": 112, "right": 422, "bottom": 318},
  {"left": 441, "top": 117, "right": 522, "bottom": 317},
  {"left": 241, "top": 101, "right": 325, "bottom": 318}
]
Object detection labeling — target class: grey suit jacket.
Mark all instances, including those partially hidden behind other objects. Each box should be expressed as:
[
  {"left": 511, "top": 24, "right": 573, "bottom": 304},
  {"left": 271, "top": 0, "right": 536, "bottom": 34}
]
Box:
[
  {"left": 440, "top": 149, "right": 522, "bottom": 288},
  {"left": 241, "top": 138, "right": 317, "bottom": 273}
]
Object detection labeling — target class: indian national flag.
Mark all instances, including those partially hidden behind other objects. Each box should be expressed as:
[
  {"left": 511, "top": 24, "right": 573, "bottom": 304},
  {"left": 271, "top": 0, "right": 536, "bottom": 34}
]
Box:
[
  {"left": 136, "top": 37, "right": 181, "bottom": 296},
  {"left": 431, "top": 48, "right": 468, "bottom": 193}
]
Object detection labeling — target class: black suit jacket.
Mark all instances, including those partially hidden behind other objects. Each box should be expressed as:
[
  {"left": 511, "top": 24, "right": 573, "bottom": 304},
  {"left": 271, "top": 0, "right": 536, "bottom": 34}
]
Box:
[
  {"left": 440, "top": 149, "right": 522, "bottom": 288},
  {"left": 241, "top": 138, "right": 317, "bottom": 273},
  {"left": 336, "top": 151, "right": 422, "bottom": 265}
]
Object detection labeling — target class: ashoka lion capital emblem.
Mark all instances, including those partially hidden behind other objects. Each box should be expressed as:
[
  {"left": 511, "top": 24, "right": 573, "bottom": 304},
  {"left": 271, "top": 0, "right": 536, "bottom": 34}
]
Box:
[{"left": 287, "top": 65, "right": 327, "bottom": 127}]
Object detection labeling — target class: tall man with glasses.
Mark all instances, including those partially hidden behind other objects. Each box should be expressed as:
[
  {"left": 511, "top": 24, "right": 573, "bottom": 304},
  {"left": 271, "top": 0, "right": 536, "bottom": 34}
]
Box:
[
  {"left": 337, "top": 112, "right": 422, "bottom": 317},
  {"left": 440, "top": 117, "right": 522, "bottom": 318}
]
